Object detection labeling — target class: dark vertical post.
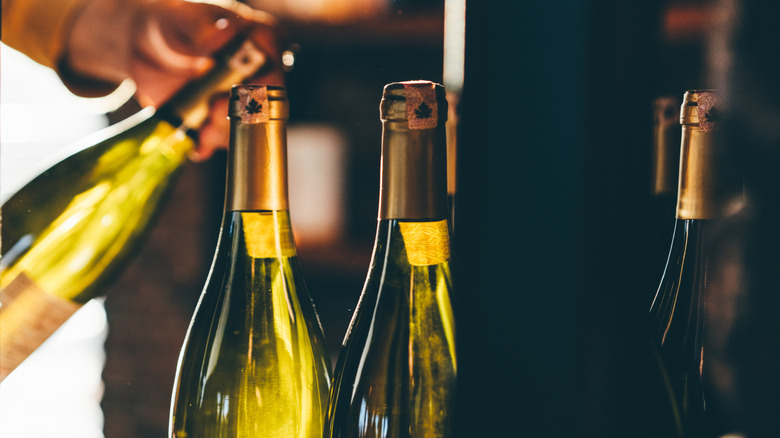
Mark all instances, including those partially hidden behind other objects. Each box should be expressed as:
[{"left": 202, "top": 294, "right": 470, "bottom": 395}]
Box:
[
  {"left": 707, "top": 1, "right": 780, "bottom": 435},
  {"left": 454, "top": 2, "right": 662, "bottom": 436}
]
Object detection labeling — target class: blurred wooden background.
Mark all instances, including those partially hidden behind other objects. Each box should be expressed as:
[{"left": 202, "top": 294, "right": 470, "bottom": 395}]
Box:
[{"left": 74, "top": 0, "right": 780, "bottom": 436}]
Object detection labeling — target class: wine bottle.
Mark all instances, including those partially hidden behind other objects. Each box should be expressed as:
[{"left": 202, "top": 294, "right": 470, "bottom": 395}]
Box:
[
  {"left": 169, "top": 85, "right": 331, "bottom": 437},
  {"left": 0, "top": 36, "right": 267, "bottom": 381},
  {"left": 648, "top": 90, "right": 743, "bottom": 438},
  {"left": 324, "top": 81, "right": 456, "bottom": 438},
  {"left": 651, "top": 96, "right": 682, "bottom": 218},
  {"left": 648, "top": 95, "right": 682, "bottom": 297}
]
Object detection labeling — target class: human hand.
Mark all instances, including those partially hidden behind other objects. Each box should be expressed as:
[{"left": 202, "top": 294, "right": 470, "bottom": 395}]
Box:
[{"left": 64, "top": 0, "right": 285, "bottom": 160}]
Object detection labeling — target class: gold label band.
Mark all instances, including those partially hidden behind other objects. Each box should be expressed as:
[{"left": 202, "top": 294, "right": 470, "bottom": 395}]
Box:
[
  {"left": 241, "top": 212, "right": 296, "bottom": 259},
  {"left": 404, "top": 83, "right": 439, "bottom": 130},
  {"left": 0, "top": 272, "right": 81, "bottom": 380},
  {"left": 399, "top": 220, "right": 451, "bottom": 266},
  {"left": 234, "top": 85, "right": 270, "bottom": 124}
]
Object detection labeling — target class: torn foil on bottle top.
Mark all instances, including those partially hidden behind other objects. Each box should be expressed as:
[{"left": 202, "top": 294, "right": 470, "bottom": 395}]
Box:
[
  {"left": 696, "top": 92, "right": 719, "bottom": 132},
  {"left": 404, "top": 83, "right": 439, "bottom": 130},
  {"left": 234, "top": 86, "right": 270, "bottom": 124}
]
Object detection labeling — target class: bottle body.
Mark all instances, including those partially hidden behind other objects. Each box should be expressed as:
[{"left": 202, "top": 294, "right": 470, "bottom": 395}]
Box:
[
  {"left": 649, "top": 219, "right": 708, "bottom": 438},
  {"left": 0, "top": 37, "right": 266, "bottom": 380},
  {"left": 326, "top": 219, "right": 456, "bottom": 438},
  {"left": 170, "top": 210, "right": 331, "bottom": 437}
]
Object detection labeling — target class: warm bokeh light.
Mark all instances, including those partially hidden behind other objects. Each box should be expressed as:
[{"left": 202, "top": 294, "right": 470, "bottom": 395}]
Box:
[{"left": 246, "top": 0, "right": 389, "bottom": 23}]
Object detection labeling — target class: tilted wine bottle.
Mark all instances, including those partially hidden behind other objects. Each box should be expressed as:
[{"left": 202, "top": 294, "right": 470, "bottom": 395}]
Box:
[
  {"left": 325, "top": 81, "right": 457, "bottom": 438},
  {"left": 0, "top": 36, "right": 267, "bottom": 381},
  {"left": 169, "top": 85, "right": 331, "bottom": 437},
  {"left": 648, "top": 90, "right": 743, "bottom": 438}
]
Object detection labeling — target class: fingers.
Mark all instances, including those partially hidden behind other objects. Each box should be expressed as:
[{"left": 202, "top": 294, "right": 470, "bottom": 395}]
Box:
[
  {"left": 129, "top": 0, "right": 285, "bottom": 156},
  {"left": 190, "top": 96, "right": 230, "bottom": 162},
  {"left": 145, "top": 0, "right": 245, "bottom": 55},
  {"left": 132, "top": 0, "right": 285, "bottom": 107}
]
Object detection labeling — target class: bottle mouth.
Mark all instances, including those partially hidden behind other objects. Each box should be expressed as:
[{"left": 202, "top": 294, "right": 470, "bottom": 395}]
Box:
[
  {"left": 380, "top": 81, "right": 448, "bottom": 125},
  {"left": 229, "top": 85, "right": 289, "bottom": 121},
  {"left": 680, "top": 89, "right": 719, "bottom": 128}
]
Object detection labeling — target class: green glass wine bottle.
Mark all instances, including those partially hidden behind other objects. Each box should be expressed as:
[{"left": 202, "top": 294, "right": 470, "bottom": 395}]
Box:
[
  {"left": 648, "top": 90, "right": 743, "bottom": 438},
  {"left": 169, "top": 85, "right": 331, "bottom": 437},
  {"left": 0, "top": 36, "right": 267, "bottom": 380},
  {"left": 651, "top": 96, "right": 682, "bottom": 205},
  {"left": 325, "top": 81, "right": 457, "bottom": 438}
]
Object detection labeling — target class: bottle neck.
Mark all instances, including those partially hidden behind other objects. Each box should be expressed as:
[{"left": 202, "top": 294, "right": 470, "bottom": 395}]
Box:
[
  {"left": 162, "top": 38, "right": 266, "bottom": 130},
  {"left": 378, "top": 120, "right": 448, "bottom": 221},
  {"left": 675, "top": 124, "right": 742, "bottom": 220},
  {"left": 652, "top": 112, "right": 681, "bottom": 198},
  {"left": 226, "top": 119, "right": 289, "bottom": 212}
]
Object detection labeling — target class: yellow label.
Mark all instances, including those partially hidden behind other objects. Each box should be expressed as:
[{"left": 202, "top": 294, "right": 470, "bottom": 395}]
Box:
[
  {"left": 241, "top": 212, "right": 296, "bottom": 259},
  {"left": 399, "top": 220, "right": 451, "bottom": 266},
  {"left": 0, "top": 272, "right": 81, "bottom": 380}
]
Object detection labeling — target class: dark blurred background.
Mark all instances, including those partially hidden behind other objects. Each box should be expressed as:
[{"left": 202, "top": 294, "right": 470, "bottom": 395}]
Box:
[{"left": 37, "top": 0, "right": 777, "bottom": 436}]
